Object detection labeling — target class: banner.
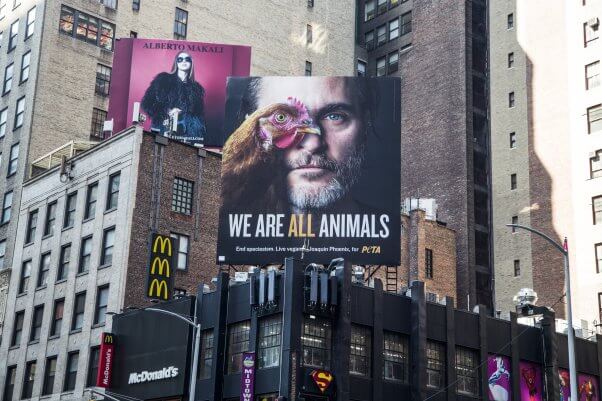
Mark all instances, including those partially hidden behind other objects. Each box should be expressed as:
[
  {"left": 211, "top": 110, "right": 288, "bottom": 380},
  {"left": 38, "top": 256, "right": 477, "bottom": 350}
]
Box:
[
  {"left": 578, "top": 373, "right": 599, "bottom": 401},
  {"left": 216, "top": 76, "right": 401, "bottom": 264},
  {"left": 96, "top": 332, "right": 115, "bottom": 388},
  {"left": 146, "top": 234, "right": 178, "bottom": 301},
  {"left": 107, "top": 38, "right": 251, "bottom": 147},
  {"left": 519, "top": 361, "right": 542, "bottom": 401},
  {"left": 240, "top": 352, "right": 256, "bottom": 401},
  {"left": 488, "top": 355, "right": 512, "bottom": 401}
]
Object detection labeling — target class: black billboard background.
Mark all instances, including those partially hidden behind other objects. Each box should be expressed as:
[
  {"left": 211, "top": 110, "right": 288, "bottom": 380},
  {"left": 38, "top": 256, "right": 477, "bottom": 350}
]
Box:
[{"left": 217, "top": 77, "right": 401, "bottom": 265}]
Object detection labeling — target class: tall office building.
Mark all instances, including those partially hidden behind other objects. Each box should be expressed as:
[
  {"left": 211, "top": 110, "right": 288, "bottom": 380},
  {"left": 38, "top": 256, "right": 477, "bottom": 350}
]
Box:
[
  {"left": 490, "top": 0, "right": 601, "bottom": 324},
  {"left": 355, "top": 0, "right": 492, "bottom": 309}
]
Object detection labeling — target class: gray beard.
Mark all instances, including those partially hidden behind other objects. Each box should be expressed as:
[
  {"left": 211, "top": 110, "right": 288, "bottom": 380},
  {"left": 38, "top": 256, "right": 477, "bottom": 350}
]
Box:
[{"left": 287, "top": 144, "right": 365, "bottom": 213}]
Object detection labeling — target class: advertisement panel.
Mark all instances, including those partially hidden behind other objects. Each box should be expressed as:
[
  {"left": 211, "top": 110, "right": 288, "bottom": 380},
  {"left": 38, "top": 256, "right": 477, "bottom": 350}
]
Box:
[
  {"left": 216, "top": 76, "right": 401, "bottom": 264},
  {"left": 107, "top": 38, "right": 251, "bottom": 147},
  {"left": 560, "top": 369, "right": 570, "bottom": 401},
  {"left": 146, "top": 234, "right": 178, "bottom": 301},
  {"left": 578, "top": 373, "right": 599, "bottom": 401},
  {"left": 240, "top": 352, "right": 256, "bottom": 401},
  {"left": 519, "top": 361, "right": 542, "bottom": 401},
  {"left": 488, "top": 355, "right": 512, "bottom": 401},
  {"left": 96, "top": 332, "right": 115, "bottom": 388}
]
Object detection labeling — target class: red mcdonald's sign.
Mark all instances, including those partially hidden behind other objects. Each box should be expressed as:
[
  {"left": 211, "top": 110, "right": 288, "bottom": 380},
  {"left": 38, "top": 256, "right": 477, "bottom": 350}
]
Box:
[{"left": 96, "top": 332, "right": 115, "bottom": 388}]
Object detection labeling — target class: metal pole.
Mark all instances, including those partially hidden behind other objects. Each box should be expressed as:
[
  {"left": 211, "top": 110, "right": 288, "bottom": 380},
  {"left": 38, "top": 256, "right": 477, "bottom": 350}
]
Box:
[
  {"left": 563, "top": 240, "right": 578, "bottom": 401},
  {"left": 189, "top": 303, "right": 201, "bottom": 401}
]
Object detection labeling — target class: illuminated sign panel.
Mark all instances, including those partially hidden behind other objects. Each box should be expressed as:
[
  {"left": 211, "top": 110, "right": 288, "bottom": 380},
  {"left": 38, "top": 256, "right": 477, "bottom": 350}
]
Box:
[
  {"left": 146, "top": 234, "right": 178, "bottom": 301},
  {"left": 96, "top": 332, "right": 115, "bottom": 388}
]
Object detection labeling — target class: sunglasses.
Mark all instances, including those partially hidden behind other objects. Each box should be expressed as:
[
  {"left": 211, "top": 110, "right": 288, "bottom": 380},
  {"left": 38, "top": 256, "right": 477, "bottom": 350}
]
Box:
[{"left": 177, "top": 56, "right": 192, "bottom": 62}]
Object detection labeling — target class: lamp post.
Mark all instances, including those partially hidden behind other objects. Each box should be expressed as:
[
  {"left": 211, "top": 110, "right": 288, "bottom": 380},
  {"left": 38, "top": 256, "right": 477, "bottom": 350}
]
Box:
[
  {"left": 131, "top": 302, "right": 202, "bottom": 401},
  {"left": 506, "top": 224, "right": 578, "bottom": 401}
]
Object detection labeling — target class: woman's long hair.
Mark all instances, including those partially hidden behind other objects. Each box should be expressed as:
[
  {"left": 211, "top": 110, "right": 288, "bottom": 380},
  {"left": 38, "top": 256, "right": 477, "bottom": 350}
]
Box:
[{"left": 169, "top": 51, "right": 196, "bottom": 83}]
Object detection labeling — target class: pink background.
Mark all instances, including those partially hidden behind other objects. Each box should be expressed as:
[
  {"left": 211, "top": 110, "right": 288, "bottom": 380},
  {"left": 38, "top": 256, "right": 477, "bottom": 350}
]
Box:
[
  {"left": 519, "top": 361, "right": 543, "bottom": 401},
  {"left": 488, "top": 355, "right": 512, "bottom": 401}
]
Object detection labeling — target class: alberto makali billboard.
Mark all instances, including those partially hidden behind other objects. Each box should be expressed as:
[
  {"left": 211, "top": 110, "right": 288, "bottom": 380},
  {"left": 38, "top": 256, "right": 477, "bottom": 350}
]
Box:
[
  {"left": 107, "top": 38, "right": 251, "bottom": 147},
  {"left": 216, "top": 76, "right": 401, "bottom": 265}
]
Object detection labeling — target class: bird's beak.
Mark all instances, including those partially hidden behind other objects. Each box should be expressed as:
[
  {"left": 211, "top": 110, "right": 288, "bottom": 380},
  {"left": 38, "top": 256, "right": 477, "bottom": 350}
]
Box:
[{"left": 296, "top": 125, "right": 321, "bottom": 136}]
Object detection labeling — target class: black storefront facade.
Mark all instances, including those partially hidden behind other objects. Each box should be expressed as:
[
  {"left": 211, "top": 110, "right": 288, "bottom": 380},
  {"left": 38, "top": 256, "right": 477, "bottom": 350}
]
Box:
[{"left": 109, "top": 258, "right": 602, "bottom": 401}]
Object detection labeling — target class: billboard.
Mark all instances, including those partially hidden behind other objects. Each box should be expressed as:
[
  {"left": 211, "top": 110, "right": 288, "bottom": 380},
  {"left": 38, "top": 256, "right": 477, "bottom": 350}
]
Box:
[
  {"left": 96, "top": 332, "right": 115, "bottom": 388},
  {"left": 488, "top": 355, "right": 512, "bottom": 401},
  {"left": 578, "top": 373, "right": 599, "bottom": 401},
  {"left": 216, "top": 76, "right": 401, "bottom": 265},
  {"left": 560, "top": 369, "right": 570, "bottom": 401},
  {"left": 107, "top": 38, "right": 251, "bottom": 147},
  {"left": 519, "top": 361, "right": 542, "bottom": 401},
  {"left": 146, "top": 234, "right": 178, "bottom": 301}
]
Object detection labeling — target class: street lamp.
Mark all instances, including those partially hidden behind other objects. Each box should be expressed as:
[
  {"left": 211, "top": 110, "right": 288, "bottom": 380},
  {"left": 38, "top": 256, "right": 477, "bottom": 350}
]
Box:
[
  {"left": 128, "top": 302, "right": 202, "bottom": 401},
  {"left": 506, "top": 223, "right": 578, "bottom": 401}
]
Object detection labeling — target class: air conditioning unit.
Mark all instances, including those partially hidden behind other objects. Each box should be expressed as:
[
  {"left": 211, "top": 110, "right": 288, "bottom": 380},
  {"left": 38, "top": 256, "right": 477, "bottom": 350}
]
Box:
[
  {"left": 426, "top": 292, "right": 438, "bottom": 303},
  {"left": 587, "top": 17, "right": 599, "bottom": 27}
]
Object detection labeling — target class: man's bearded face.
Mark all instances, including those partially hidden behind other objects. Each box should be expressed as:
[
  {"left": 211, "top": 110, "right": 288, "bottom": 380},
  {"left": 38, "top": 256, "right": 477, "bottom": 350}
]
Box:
[{"left": 254, "top": 77, "right": 367, "bottom": 212}]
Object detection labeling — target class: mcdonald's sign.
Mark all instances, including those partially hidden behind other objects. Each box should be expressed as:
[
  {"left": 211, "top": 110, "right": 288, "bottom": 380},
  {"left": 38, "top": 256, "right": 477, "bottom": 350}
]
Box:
[
  {"left": 96, "top": 332, "right": 116, "bottom": 388},
  {"left": 146, "top": 233, "right": 178, "bottom": 301}
]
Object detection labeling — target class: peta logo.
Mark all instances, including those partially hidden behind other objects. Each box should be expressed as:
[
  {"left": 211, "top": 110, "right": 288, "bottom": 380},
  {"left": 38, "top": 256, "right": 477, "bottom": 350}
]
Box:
[{"left": 128, "top": 366, "right": 179, "bottom": 384}]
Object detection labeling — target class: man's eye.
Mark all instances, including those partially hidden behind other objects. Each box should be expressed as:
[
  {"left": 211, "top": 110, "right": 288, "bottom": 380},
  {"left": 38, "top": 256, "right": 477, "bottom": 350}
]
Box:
[{"left": 324, "top": 113, "right": 345, "bottom": 121}]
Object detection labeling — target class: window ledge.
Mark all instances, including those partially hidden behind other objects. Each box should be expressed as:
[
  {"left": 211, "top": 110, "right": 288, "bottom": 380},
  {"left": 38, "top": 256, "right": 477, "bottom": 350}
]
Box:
[
  {"left": 55, "top": 278, "right": 67, "bottom": 284},
  {"left": 23, "top": 241, "right": 34, "bottom": 248},
  {"left": 92, "top": 322, "right": 106, "bottom": 329},
  {"left": 35, "top": 284, "right": 47, "bottom": 291},
  {"left": 62, "top": 226, "right": 73, "bottom": 232},
  {"left": 76, "top": 271, "right": 89, "bottom": 277},
  {"left": 16, "top": 291, "right": 28, "bottom": 298},
  {"left": 82, "top": 216, "right": 95, "bottom": 223},
  {"left": 8, "top": 344, "right": 20, "bottom": 350},
  {"left": 28, "top": 339, "right": 39, "bottom": 345},
  {"left": 48, "top": 334, "right": 60, "bottom": 340},
  {"left": 69, "top": 329, "right": 82, "bottom": 334},
  {"left": 42, "top": 233, "right": 53, "bottom": 240},
  {"left": 104, "top": 207, "right": 117, "bottom": 215},
  {"left": 98, "top": 263, "right": 111, "bottom": 270}
]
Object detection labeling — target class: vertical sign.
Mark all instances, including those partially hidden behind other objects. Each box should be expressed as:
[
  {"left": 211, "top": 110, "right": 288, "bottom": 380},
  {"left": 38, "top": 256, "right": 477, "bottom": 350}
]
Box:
[
  {"left": 488, "top": 355, "right": 512, "bottom": 401},
  {"left": 96, "top": 332, "right": 115, "bottom": 388},
  {"left": 240, "top": 352, "right": 256, "bottom": 401},
  {"left": 519, "top": 361, "right": 542, "bottom": 401},
  {"left": 146, "top": 234, "right": 178, "bottom": 301}
]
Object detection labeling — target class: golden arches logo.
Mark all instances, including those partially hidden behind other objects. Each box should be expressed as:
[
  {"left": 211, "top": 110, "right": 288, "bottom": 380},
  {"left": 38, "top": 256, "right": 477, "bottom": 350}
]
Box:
[
  {"left": 148, "top": 279, "right": 168, "bottom": 300},
  {"left": 152, "top": 236, "right": 172, "bottom": 256},
  {"left": 103, "top": 334, "right": 114, "bottom": 344},
  {"left": 151, "top": 257, "right": 170, "bottom": 277}
]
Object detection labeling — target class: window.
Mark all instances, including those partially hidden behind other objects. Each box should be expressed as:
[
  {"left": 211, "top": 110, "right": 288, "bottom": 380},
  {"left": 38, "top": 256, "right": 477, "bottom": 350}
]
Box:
[
  {"left": 596, "top": 243, "right": 602, "bottom": 273},
  {"left": 425, "top": 248, "right": 433, "bottom": 278},
  {"left": 99, "top": 0, "right": 117, "bottom": 9},
  {"left": 364, "top": 0, "right": 375, "bottom": 21},
  {"left": 0, "top": 0, "right": 5, "bottom": 19},
  {"left": 306, "top": 24, "right": 312, "bottom": 44},
  {"left": 22, "top": 360, "right": 36, "bottom": 398},
  {"left": 87, "top": 346, "right": 100, "bottom": 386},
  {"left": 29, "top": 305, "right": 44, "bottom": 341},
  {"left": 389, "top": 18, "right": 399, "bottom": 40},
  {"left": 593, "top": 195, "right": 602, "bottom": 224},
  {"left": 365, "top": 30, "right": 374, "bottom": 50},
  {"left": 588, "top": 104, "right": 602, "bottom": 134},
  {"left": 172, "top": 177, "right": 194, "bottom": 214},
  {"left": 7, "top": 142, "right": 18, "bottom": 176},
  {"left": 42, "top": 202, "right": 56, "bottom": 237},
  {"left": 8, "top": 19, "right": 17, "bottom": 51},
  {"left": 507, "top": 13, "right": 514, "bottom": 29},
  {"left": 94, "top": 285, "right": 109, "bottom": 325},
  {"left": 258, "top": 315, "right": 282, "bottom": 369},
  {"left": 64, "top": 352, "right": 79, "bottom": 391},
  {"left": 511, "top": 173, "right": 517, "bottom": 190},
  {"left": 599, "top": 293, "right": 602, "bottom": 327},
  {"left": 11, "top": 310, "right": 24, "bottom": 345},
  {"left": 64, "top": 192, "right": 77, "bottom": 228},
  {"left": 59, "top": 6, "right": 114, "bottom": 50},
  {"left": 37, "top": 252, "right": 51, "bottom": 287},
  {"left": 43, "top": 356, "right": 57, "bottom": 395},
  {"left": 3, "top": 62, "right": 13, "bottom": 94},
  {"left": 455, "top": 347, "right": 479, "bottom": 396},
  {"left": 50, "top": 298, "right": 64, "bottom": 336},
  {"left": 514, "top": 259, "right": 521, "bottom": 276},
  {"left": 0, "top": 239, "right": 5, "bottom": 268},
  {"left": 0, "top": 107, "right": 7, "bottom": 137},
  {"left": 101, "top": 226, "right": 115, "bottom": 266},
  {"left": 106, "top": 172, "right": 120, "bottom": 210},
  {"left": 400, "top": 11, "right": 412, "bottom": 35},
  {"left": 129, "top": 30, "right": 137, "bottom": 38},
  {"left": 586, "top": 61, "right": 600, "bottom": 90},
  {"left": 301, "top": 318, "right": 331, "bottom": 369},
  {"left": 426, "top": 341, "right": 445, "bottom": 389},
  {"left": 226, "top": 320, "right": 251, "bottom": 374},
  {"left": 510, "top": 132, "right": 516, "bottom": 148},
  {"left": 90, "top": 108, "right": 107, "bottom": 139},
  {"left": 383, "top": 332, "right": 409, "bottom": 382},
  {"left": 508, "top": 92, "right": 515, "bottom": 108},
  {"left": 305, "top": 61, "right": 312, "bottom": 76},
  {"left": 1, "top": 190, "right": 13, "bottom": 223},
  {"left": 84, "top": 182, "right": 98, "bottom": 219},
  {"left": 170, "top": 233, "right": 189, "bottom": 270},
  {"left": 511, "top": 215, "right": 518, "bottom": 232},
  {"left": 199, "top": 330, "right": 214, "bottom": 379},
  {"left": 377, "top": 0, "right": 387, "bottom": 13},
  {"left": 14, "top": 96, "right": 25, "bottom": 128},
  {"left": 308, "top": 0, "right": 314, "bottom": 7},
  {"left": 357, "top": 60, "right": 366, "bottom": 77},
  {"left": 25, "top": 6, "right": 35, "bottom": 38},
  {"left": 95, "top": 64, "right": 111, "bottom": 96},
  {"left": 25, "top": 209, "right": 38, "bottom": 243},
  {"left": 57, "top": 244, "right": 71, "bottom": 281},
  {"left": 18, "top": 260, "right": 31, "bottom": 293},
  {"left": 350, "top": 325, "right": 371, "bottom": 376},
  {"left": 71, "top": 292, "right": 86, "bottom": 331},
  {"left": 174, "top": 7, "right": 187, "bottom": 39},
  {"left": 79, "top": 236, "right": 92, "bottom": 273},
  {"left": 388, "top": 51, "right": 399, "bottom": 73},
  {"left": 584, "top": 20, "right": 599, "bottom": 46},
  {"left": 376, "top": 24, "right": 386, "bottom": 46},
  {"left": 132, "top": 0, "right": 140, "bottom": 11},
  {"left": 13, "top": 0, "right": 19, "bottom": 8},
  {"left": 4, "top": 366, "right": 16, "bottom": 401},
  {"left": 508, "top": 52, "right": 514, "bottom": 68},
  {"left": 376, "top": 56, "right": 386, "bottom": 77}
]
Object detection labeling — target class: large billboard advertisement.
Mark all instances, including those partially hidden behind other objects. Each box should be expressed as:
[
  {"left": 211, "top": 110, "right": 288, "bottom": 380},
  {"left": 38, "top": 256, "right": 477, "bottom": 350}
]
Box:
[
  {"left": 488, "top": 355, "right": 512, "bottom": 401},
  {"left": 107, "top": 38, "right": 251, "bottom": 147},
  {"left": 216, "top": 76, "right": 401, "bottom": 265},
  {"left": 519, "top": 361, "right": 542, "bottom": 401}
]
